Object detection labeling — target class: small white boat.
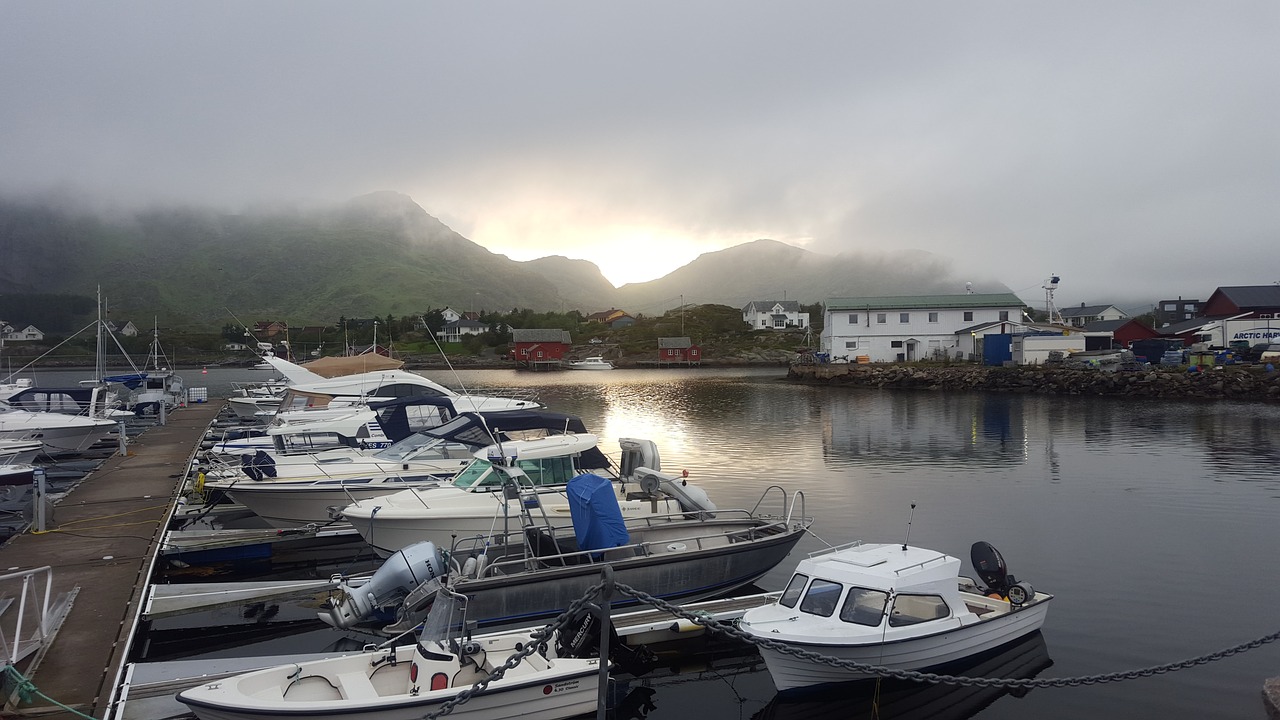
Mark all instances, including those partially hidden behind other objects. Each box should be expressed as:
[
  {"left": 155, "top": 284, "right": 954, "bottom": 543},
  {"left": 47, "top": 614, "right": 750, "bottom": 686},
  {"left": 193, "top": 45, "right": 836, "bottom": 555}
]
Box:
[
  {"left": 565, "top": 356, "right": 613, "bottom": 371},
  {"left": 177, "top": 590, "right": 600, "bottom": 720},
  {"left": 0, "top": 405, "right": 119, "bottom": 454},
  {"left": 740, "top": 540, "right": 1051, "bottom": 691},
  {"left": 0, "top": 438, "right": 43, "bottom": 465}
]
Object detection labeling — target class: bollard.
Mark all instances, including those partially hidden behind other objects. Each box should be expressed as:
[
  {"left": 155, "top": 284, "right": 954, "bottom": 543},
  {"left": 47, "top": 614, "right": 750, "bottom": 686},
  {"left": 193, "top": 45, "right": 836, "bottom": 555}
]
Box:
[
  {"left": 117, "top": 419, "right": 128, "bottom": 456},
  {"left": 33, "top": 466, "right": 47, "bottom": 532},
  {"left": 159, "top": 397, "right": 167, "bottom": 426}
]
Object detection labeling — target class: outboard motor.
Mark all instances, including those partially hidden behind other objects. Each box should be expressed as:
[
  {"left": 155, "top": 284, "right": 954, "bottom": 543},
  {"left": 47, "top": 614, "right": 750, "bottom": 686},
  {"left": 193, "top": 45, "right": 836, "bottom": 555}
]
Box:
[
  {"left": 322, "top": 541, "right": 446, "bottom": 628},
  {"left": 556, "top": 605, "right": 658, "bottom": 677},
  {"left": 970, "top": 541, "right": 1035, "bottom": 606},
  {"left": 618, "top": 438, "right": 661, "bottom": 478},
  {"left": 634, "top": 467, "right": 717, "bottom": 517}
]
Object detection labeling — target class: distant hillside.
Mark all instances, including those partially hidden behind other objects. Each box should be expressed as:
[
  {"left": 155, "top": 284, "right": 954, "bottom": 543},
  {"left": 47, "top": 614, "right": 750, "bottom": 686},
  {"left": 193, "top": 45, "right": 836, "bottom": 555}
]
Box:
[
  {"left": 1, "top": 193, "right": 1002, "bottom": 329},
  {"left": 615, "top": 239, "right": 994, "bottom": 312}
]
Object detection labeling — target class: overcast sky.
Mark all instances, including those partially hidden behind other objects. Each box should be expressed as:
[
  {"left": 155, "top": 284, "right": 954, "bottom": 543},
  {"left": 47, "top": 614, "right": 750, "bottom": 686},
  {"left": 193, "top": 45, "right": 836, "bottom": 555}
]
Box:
[{"left": 3, "top": 2, "right": 1277, "bottom": 310}]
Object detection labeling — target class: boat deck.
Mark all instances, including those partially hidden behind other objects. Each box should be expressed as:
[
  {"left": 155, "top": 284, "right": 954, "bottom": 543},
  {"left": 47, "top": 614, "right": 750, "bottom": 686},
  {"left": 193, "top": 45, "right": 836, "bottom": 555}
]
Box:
[{"left": 0, "top": 401, "right": 223, "bottom": 718}]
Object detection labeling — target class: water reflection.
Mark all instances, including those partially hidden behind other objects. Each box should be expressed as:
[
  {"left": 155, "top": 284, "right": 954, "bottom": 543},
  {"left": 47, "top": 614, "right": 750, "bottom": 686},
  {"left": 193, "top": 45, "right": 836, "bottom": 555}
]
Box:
[{"left": 822, "top": 393, "right": 1028, "bottom": 470}]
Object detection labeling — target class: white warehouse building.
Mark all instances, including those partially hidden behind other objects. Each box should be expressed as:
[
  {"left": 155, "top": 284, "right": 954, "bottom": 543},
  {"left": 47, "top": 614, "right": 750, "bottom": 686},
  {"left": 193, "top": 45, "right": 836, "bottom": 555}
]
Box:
[{"left": 822, "top": 293, "right": 1027, "bottom": 362}]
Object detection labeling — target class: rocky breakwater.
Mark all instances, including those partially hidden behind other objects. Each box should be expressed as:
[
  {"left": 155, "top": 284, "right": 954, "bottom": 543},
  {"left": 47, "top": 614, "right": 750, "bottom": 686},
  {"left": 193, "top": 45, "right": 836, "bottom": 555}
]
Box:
[{"left": 789, "top": 363, "right": 1280, "bottom": 402}]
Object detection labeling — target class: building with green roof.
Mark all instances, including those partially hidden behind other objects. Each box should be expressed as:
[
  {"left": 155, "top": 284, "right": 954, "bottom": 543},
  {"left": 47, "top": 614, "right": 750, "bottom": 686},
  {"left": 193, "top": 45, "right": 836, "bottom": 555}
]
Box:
[{"left": 822, "top": 293, "right": 1027, "bottom": 362}]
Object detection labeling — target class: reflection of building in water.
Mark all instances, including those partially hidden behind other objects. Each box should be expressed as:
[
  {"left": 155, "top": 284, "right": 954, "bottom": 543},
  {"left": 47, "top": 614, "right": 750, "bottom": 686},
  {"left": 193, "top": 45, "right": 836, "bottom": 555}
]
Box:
[{"left": 822, "top": 393, "right": 1027, "bottom": 469}]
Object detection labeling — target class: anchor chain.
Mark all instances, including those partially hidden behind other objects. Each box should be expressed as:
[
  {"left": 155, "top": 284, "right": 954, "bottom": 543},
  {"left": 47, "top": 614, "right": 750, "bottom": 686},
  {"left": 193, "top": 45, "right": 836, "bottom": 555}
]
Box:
[
  {"left": 420, "top": 581, "right": 605, "bottom": 719},
  {"left": 613, "top": 583, "right": 1280, "bottom": 689}
]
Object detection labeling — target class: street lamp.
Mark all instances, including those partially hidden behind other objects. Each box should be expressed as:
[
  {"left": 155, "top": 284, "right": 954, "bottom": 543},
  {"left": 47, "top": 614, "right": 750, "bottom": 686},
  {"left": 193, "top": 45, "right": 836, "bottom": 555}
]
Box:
[{"left": 373, "top": 320, "right": 379, "bottom": 354}]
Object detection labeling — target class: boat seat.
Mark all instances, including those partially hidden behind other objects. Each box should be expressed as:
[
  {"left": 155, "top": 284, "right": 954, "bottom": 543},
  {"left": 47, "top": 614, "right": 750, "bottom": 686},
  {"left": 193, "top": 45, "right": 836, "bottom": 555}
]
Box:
[
  {"left": 334, "top": 671, "right": 379, "bottom": 700},
  {"left": 451, "top": 664, "right": 489, "bottom": 688}
]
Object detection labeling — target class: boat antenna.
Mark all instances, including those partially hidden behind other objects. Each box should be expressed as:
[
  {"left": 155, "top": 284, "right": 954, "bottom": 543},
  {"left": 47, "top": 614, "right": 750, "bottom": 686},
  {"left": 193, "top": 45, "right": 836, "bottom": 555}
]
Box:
[{"left": 901, "top": 503, "right": 917, "bottom": 550}]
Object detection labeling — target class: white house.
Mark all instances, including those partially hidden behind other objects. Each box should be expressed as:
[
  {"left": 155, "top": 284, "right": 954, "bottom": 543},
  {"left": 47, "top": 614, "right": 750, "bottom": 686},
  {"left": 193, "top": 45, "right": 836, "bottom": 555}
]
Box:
[
  {"left": 437, "top": 319, "right": 488, "bottom": 343},
  {"left": 742, "top": 300, "right": 808, "bottom": 330},
  {"left": 440, "top": 307, "right": 463, "bottom": 324},
  {"left": 1, "top": 323, "right": 45, "bottom": 342},
  {"left": 822, "top": 293, "right": 1027, "bottom": 362},
  {"left": 1058, "top": 303, "right": 1127, "bottom": 328}
]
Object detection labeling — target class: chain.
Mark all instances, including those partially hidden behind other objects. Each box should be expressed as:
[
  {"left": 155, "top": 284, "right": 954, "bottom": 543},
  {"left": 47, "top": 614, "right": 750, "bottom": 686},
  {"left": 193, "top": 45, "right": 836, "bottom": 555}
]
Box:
[
  {"left": 612, "top": 583, "right": 1280, "bottom": 689},
  {"left": 419, "top": 581, "right": 604, "bottom": 719}
]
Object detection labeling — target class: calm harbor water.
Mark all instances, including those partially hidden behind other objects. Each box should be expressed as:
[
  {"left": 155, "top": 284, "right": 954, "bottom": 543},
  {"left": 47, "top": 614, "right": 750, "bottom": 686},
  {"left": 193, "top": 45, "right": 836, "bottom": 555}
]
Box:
[{"left": 32, "top": 365, "right": 1280, "bottom": 718}]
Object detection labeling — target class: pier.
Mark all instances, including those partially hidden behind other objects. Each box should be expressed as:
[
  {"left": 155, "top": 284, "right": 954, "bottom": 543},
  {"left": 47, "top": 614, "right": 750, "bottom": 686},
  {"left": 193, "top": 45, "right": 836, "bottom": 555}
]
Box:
[{"left": 1, "top": 402, "right": 222, "bottom": 719}]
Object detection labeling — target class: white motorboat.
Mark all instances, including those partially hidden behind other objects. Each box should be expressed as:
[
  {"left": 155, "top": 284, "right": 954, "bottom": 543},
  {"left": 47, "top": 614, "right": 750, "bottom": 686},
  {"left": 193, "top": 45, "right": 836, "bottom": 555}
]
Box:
[
  {"left": 0, "top": 438, "right": 43, "bottom": 465},
  {"left": 739, "top": 540, "right": 1052, "bottom": 691},
  {"left": 128, "top": 324, "right": 186, "bottom": 416},
  {"left": 340, "top": 435, "right": 712, "bottom": 557},
  {"left": 0, "top": 405, "right": 119, "bottom": 454},
  {"left": 202, "top": 411, "right": 595, "bottom": 528},
  {"left": 177, "top": 589, "right": 600, "bottom": 720},
  {"left": 0, "top": 462, "right": 36, "bottom": 487},
  {"left": 565, "top": 356, "right": 613, "bottom": 371}
]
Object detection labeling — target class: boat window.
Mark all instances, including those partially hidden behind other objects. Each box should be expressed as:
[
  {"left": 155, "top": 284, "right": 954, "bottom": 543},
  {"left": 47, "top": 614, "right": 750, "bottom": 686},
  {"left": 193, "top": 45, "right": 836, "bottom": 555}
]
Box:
[
  {"left": 451, "top": 460, "right": 493, "bottom": 489},
  {"left": 839, "top": 587, "right": 889, "bottom": 627},
  {"left": 779, "top": 574, "right": 810, "bottom": 608},
  {"left": 799, "top": 579, "right": 843, "bottom": 617},
  {"left": 518, "top": 455, "right": 577, "bottom": 487},
  {"left": 376, "top": 383, "right": 448, "bottom": 399},
  {"left": 888, "top": 594, "right": 950, "bottom": 627}
]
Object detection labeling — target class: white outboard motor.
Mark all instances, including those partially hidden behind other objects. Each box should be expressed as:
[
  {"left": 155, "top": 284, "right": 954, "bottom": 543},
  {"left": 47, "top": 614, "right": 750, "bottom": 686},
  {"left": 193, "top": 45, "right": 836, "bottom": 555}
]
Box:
[
  {"left": 618, "top": 438, "right": 661, "bottom": 478},
  {"left": 322, "top": 541, "right": 445, "bottom": 629}
]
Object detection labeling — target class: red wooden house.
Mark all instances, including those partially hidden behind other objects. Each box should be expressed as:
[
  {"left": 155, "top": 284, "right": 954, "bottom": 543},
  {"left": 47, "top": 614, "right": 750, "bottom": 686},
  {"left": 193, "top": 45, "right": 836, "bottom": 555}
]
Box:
[
  {"left": 511, "top": 329, "right": 573, "bottom": 368},
  {"left": 657, "top": 337, "right": 701, "bottom": 365}
]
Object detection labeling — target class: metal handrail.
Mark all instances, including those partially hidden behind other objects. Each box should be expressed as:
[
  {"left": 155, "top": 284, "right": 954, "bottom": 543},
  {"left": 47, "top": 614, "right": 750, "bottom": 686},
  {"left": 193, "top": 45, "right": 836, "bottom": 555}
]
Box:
[{"left": 0, "top": 565, "right": 55, "bottom": 666}]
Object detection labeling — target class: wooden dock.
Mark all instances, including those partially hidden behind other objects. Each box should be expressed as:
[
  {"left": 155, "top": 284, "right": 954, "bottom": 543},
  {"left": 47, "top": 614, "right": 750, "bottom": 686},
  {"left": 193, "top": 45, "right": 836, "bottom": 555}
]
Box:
[{"left": 0, "top": 401, "right": 222, "bottom": 719}]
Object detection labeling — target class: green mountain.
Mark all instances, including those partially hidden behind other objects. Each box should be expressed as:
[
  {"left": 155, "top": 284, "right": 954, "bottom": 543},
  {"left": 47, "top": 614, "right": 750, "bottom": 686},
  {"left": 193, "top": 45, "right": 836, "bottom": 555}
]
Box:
[{"left": 2, "top": 191, "right": 998, "bottom": 330}]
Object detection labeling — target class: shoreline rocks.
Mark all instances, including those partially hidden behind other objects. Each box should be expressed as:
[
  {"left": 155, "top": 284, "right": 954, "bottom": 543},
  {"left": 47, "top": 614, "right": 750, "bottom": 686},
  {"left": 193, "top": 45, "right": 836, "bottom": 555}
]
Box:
[{"left": 788, "top": 363, "right": 1280, "bottom": 402}]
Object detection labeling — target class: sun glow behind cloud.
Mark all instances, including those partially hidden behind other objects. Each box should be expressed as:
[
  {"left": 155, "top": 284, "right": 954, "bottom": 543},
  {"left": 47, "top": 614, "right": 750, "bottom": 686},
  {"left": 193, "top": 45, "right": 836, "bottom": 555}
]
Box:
[{"left": 469, "top": 215, "right": 750, "bottom": 288}]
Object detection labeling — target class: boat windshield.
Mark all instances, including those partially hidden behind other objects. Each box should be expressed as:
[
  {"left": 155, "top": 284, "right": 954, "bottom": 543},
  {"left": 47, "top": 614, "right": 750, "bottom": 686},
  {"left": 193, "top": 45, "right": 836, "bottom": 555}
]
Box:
[
  {"left": 373, "top": 433, "right": 472, "bottom": 462},
  {"left": 419, "top": 591, "right": 468, "bottom": 646},
  {"left": 450, "top": 455, "right": 580, "bottom": 490},
  {"left": 778, "top": 573, "right": 810, "bottom": 609},
  {"left": 798, "top": 579, "right": 843, "bottom": 617},
  {"left": 839, "top": 587, "right": 890, "bottom": 627}
]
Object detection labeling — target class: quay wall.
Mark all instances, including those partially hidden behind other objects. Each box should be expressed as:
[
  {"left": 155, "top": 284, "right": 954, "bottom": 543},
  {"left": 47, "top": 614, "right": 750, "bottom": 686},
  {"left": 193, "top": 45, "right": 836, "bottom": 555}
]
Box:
[{"left": 788, "top": 363, "right": 1280, "bottom": 402}]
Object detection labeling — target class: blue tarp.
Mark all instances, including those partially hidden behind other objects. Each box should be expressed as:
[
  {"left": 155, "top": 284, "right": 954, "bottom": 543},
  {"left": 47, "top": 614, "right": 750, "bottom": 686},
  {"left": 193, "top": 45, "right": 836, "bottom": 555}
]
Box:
[
  {"left": 566, "top": 473, "right": 629, "bottom": 552},
  {"left": 103, "top": 373, "right": 148, "bottom": 389}
]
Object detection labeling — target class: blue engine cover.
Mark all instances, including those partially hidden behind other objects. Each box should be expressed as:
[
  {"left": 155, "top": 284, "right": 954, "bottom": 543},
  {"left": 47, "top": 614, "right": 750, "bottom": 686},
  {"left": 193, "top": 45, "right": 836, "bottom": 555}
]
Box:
[{"left": 567, "top": 473, "right": 629, "bottom": 552}]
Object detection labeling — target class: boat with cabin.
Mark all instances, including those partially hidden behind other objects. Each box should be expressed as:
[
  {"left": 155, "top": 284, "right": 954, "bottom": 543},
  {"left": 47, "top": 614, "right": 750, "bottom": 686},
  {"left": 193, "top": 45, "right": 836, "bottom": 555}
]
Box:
[
  {"left": 565, "top": 356, "right": 613, "bottom": 371},
  {"left": 739, "top": 539, "right": 1051, "bottom": 691},
  {"left": 338, "top": 435, "right": 713, "bottom": 557}
]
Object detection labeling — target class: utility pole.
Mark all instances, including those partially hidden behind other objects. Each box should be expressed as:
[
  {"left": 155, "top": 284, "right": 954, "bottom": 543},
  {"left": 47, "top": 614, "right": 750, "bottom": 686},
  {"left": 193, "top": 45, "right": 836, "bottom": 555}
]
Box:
[{"left": 680, "top": 294, "right": 684, "bottom": 335}]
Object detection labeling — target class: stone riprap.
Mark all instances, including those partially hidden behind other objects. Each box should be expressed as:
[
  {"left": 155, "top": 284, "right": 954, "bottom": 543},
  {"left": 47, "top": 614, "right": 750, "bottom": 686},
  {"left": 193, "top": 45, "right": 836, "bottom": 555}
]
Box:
[{"left": 788, "top": 363, "right": 1280, "bottom": 402}]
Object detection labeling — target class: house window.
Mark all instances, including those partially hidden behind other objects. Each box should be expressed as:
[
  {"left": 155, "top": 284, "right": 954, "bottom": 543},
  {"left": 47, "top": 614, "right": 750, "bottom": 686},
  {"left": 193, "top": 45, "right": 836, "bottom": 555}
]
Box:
[
  {"left": 899, "top": 313, "right": 910, "bottom": 323},
  {"left": 890, "top": 341, "right": 903, "bottom": 348},
  {"left": 877, "top": 313, "right": 887, "bottom": 324},
  {"left": 844, "top": 341, "right": 858, "bottom": 349},
  {"left": 963, "top": 311, "right": 973, "bottom": 321},
  {"left": 999, "top": 311, "right": 1009, "bottom": 321},
  {"left": 848, "top": 314, "right": 859, "bottom": 324},
  {"left": 1164, "top": 303, "right": 1177, "bottom": 311},
  {"left": 928, "top": 312, "right": 939, "bottom": 323},
  {"left": 896, "top": 353, "right": 906, "bottom": 362},
  {"left": 773, "top": 317, "right": 786, "bottom": 328}
]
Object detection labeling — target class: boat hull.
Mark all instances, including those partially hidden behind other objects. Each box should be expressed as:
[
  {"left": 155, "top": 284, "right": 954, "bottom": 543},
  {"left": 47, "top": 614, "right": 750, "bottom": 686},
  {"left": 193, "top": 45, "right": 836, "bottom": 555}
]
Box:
[
  {"left": 0, "top": 418, "right": 116, "bottom": 453},
  {"left": 225, "top": 480, "right": 452, "bottom": 528},
  {"left": 753, "top": 598, "right": 1051, "bottom": 691},
  {"left": 178, "top": 642, "right": 598, "bottom": 720},
  {"left": 453, "top": 522, "right": 806, "bottom": 629}
]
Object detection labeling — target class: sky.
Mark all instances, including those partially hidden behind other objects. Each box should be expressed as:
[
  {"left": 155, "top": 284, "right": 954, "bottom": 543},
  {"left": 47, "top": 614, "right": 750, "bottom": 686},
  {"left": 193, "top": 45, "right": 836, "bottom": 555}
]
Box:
[{"left": 2, "top": 2, "right": 1278, "bottom": 311}]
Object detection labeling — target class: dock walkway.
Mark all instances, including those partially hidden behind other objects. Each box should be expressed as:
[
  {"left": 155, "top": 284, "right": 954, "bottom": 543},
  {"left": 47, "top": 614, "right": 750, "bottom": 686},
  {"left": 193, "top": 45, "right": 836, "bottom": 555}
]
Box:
[{"left": 0, "top": 401, "right": 222, "bottom": 719}]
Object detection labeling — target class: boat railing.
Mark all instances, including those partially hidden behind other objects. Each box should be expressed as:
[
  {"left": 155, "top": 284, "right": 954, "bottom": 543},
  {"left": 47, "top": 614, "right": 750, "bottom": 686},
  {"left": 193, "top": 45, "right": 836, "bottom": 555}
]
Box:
[
  {"left": 451, "top": 507, "right": 795, "bottom": 579},
  {"left": 0, "top": 566, "right": 74, "bottom": 667},
  {"left": 808, "top": 538, "right": 868, "bottom": 558},
  {"left": 748, "top": 485, "right": 810, "bottom": 529},
  {"left": 892, "top": 552, "right": 951, "bottom": 576}
]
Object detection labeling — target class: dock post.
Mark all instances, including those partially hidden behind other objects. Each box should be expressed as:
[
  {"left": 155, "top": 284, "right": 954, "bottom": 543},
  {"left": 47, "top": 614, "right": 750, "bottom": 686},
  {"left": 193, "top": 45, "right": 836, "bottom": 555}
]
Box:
[
  {"left": 159, "top": 397, "right": 167, "bottom": 426},
  {"left": 117, "top": 418, "right": 128, "bottom": 456},
  {"left": 596, "top": 565, "right": 614, "bottom": 720},
  {"left": 33, "top": 466, "right": 47, "bottom": 532}
]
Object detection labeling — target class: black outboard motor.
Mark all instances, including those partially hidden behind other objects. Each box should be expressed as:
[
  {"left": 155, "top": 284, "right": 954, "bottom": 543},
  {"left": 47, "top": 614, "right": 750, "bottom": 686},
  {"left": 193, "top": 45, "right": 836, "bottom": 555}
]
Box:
[
  {"left": 971, "top": 541, "right": 1035, "bottom": 606},
  {"left": 556, "top": 605, "right": 657, "bottom": 677}
]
